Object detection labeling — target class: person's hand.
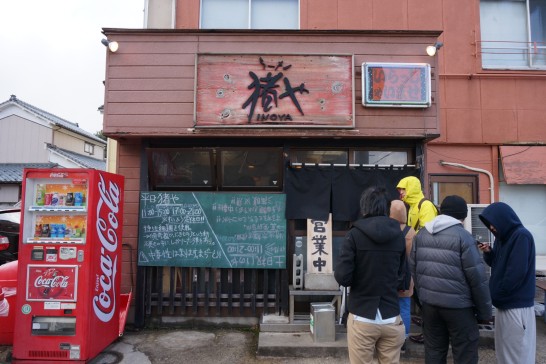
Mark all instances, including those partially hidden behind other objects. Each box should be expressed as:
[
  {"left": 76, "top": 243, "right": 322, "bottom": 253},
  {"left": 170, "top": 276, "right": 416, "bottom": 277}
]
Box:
[{"left": 477, "top": 242, "right": 491, "bottom": 253}]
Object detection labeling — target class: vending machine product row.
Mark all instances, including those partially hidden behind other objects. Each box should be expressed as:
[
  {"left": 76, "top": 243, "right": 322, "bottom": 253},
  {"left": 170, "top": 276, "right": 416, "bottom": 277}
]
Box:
[{"left": 13, "top": 168, "right": 125, "bottom": 363}]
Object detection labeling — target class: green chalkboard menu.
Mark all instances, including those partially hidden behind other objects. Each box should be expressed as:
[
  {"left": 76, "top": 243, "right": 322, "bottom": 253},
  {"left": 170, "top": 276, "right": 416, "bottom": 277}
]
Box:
[{"left": 138, "top": 192, "right": 287, "bottom": 269}]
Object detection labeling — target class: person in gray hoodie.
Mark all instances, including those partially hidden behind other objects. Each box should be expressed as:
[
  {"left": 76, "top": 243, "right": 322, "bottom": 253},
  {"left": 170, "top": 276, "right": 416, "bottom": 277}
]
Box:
[{"left": 409, "top": 195, "right": 492, "bottom": 364}]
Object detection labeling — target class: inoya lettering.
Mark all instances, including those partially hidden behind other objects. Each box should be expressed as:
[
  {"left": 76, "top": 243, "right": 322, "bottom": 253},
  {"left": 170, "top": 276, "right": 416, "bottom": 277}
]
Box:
[{"left": 93, "top": 173, "right": 121, "bottom": 323}]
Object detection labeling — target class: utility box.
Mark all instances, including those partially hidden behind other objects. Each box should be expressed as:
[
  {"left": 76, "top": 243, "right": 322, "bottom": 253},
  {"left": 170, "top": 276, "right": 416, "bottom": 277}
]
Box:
[{"left": 310, "top": 302, "right": 335, "bottom": 342}]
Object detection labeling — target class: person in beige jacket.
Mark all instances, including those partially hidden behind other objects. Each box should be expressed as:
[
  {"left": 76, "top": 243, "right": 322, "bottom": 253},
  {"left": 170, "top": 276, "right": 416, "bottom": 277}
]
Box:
[{"left": 390, "top": 200, "right": 416, "bottom": 351}]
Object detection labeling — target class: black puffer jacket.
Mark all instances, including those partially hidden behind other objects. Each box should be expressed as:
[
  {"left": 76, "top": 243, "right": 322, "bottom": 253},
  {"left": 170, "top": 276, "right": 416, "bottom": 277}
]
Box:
[
  {"left": 335, "top": 215, "right": 405, "bottom": 320},
  {"left": 409, "top": 215, "right": 492, "bottom": 320}
]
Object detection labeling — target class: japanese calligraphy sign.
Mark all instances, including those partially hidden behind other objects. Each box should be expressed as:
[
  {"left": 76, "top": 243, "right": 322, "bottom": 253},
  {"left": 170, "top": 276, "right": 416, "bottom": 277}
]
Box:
[
  {"left": 195, "top": 54, "right": 354, "bottom": 128},
  {"left": 362, "top": 62, "right": 431, "bottom": 107},
  {"left": 138, "top": 192, "right": 286, "bottom": 269},
  {"left": 306, "top": 214, "right": 332, "bottom": 274}
]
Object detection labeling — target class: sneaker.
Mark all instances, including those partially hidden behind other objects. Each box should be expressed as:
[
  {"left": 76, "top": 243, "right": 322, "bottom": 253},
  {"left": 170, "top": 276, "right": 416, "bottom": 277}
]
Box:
[
  {"left": 409, "top": 333, "right": 424, "bottom": 344},
  {"left": 400, "top": 342, "right": 407, "bottom": 354}
]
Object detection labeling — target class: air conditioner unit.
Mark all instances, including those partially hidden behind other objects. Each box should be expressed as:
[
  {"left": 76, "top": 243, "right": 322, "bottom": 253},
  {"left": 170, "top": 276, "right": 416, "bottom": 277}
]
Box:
[{"left": 464, "top": 204, "right": 493, "bottom": 244}]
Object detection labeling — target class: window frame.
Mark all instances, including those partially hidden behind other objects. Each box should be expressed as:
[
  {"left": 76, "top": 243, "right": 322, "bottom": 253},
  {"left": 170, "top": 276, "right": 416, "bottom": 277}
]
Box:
[
  {"left": 480, "top": 0, "right": 546, "bottom": 69},
  {"left": 217, "top": 147, "right": 284, "bottom": 191},
  {"left": 429, "top": 174, "right": 479, "bottom": 205},
  {"left": 199, "top": 0, "right": 300, "bottom": 30},
  {"left": 146, "top": 148, "right": 216, "bottom": 191},
  {"left": 289, "top": 147, "right": 413, "bottom": 166},
  {"left": 84, "top": 142, "right": 94, "bottom": 155}
]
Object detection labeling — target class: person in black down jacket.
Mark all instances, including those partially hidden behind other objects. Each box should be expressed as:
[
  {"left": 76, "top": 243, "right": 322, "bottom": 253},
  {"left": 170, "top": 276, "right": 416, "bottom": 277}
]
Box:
[
  {"left": 335, "top": 186, "right": 406, "bottom": 364},
  {"left": 478, "top": 202, "right": 536, "bottom": 364},
  {"left": 409, "top": 195, "right": 492, "bottom": 364}
]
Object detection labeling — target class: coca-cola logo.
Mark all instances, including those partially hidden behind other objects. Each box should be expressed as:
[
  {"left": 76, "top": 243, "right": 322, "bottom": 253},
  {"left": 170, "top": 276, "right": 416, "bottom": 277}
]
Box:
[
  {"left": 93, "top": 173, "right": 121, "bottom": 323},
  {"left": 50, "top": 172, "right": 68, "bottom": 178},
  {"left": 34, "top": 268, "right": 69, "bottom": 299}
]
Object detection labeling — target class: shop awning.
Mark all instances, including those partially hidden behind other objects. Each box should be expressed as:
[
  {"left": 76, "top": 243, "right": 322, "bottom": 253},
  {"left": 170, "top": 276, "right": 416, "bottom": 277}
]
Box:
[{"left": 500, "top": 146, "right": 546, "bottom": 184}]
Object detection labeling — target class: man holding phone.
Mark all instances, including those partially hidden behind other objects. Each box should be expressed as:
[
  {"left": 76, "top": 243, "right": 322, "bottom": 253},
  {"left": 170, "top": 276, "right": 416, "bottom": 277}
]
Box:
[{"left": 478, "top": 202, "right": 536, "bottom": 364}]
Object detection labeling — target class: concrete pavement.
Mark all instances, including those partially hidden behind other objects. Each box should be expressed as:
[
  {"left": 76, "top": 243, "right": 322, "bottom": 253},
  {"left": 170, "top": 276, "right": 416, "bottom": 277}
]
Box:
[{"left": 2, "top": 316, "right": 544, "bottom": 363}]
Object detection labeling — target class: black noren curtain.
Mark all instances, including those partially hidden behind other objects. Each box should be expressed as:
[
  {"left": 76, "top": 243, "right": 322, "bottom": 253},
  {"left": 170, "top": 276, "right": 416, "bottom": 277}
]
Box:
[
  {"left": 285, "top": 166, "right": 332, "bottom": 220},
  {"left": 285, "top": 166, "right": 419, "bottom": 222},
  {"left": 332, "top": 168, "right": 419, "bottom": 222}
]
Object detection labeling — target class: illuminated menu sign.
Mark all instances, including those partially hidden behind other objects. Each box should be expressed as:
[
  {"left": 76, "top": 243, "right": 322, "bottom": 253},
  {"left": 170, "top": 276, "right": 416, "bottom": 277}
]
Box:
[{"left": 362, "top": 63, "right": 431, "bottom": 108}]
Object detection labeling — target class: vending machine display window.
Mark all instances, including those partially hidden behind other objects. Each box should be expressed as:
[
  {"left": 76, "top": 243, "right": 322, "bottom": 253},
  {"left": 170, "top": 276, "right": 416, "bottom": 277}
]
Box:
[{"left": 31, "top": 316, "right": 76, "bottom": 336}]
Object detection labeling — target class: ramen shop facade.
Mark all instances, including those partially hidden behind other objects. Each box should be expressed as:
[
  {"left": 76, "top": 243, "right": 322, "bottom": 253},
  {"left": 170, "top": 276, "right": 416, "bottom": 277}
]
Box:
[{"left": 101, "top": 29, "right": 441, "bottom": 326}]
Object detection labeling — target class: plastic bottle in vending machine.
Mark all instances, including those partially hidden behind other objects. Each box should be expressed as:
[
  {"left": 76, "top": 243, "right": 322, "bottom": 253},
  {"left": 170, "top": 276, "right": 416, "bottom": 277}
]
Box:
[{"left": 35, "top": 184, "right": 45, "bottom": 206}]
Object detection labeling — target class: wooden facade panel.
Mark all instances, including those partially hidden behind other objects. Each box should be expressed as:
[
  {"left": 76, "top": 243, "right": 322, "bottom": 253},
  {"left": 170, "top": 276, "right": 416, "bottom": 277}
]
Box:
[
  {"left": 355, "top": 115, "right": 438, "bottom": 129},
  {"left": 108, "top": 53, "right": 196, "bottom": 67},
  {"left": 103, "top": 31, "right": 441, "bottom": 138},
  {"left": 107, "top": 90, "right": 194, "bottom": 103},
  {"left": 108, "top": 78, "right": 195, "bottom": 92},
  {"left": 197, "top": 41, "right": 432, "bottom": 58},
  {"left": 107, "top": 102, "right": 193, "bottom": 115},
  {"left": 108, "top": 65, "right": 196, "bottom": 79},
  {"left": 109, "top": 41, "right": 199, "bottom": 55},
  {"left": 104, "top": 114, "right": 194, "bottom": 130}
]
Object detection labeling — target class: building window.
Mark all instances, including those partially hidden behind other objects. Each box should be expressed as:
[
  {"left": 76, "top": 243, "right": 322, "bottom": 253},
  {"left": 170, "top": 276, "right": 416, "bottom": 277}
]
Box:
[
  {"left": 200, "top": 0, "right": 299, "bottom": 29},
  {"left": 290, "top": 148, "right": 411, "bottom": 166},
  {"left": 84, "top": 142, "right": 94, "bottom": 155},
  {"left": 147, "top": 147, "right": 283, "bottom": 191},
  {"left": 480, "top": 0, "right": 546, "bottom": 69},
  {"left": 147, "top": 149, "right": 215, "bottom": 190},
  {"left": 219, "top": 148, "right": 283, "bottom": 190},
  {"left": 429, "top": 174, "right": 479, "bottom": 205}
]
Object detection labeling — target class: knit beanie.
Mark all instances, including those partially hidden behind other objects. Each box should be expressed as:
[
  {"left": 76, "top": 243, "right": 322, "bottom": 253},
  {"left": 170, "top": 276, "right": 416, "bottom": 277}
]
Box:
[{"left": 440, "top": 195, "right": 468, "bottom": 220}]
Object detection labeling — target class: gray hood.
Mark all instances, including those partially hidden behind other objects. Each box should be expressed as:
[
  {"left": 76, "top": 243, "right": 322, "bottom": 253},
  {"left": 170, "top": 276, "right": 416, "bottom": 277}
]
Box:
[{"left": 424, "top": 215, "right": 462, "bottom": 234}]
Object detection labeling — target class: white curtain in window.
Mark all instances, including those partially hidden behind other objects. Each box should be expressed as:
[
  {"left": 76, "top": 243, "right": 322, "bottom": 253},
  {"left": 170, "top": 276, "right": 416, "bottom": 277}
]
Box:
[
  {"left": 480, "top": 0, "right": 528, "bottom": 67},
  {"left": 251, "top": 0, "right": 298, "bottom": 29},
  {"left": 201, "top": 0, "right": 248, "bottom": 29}
]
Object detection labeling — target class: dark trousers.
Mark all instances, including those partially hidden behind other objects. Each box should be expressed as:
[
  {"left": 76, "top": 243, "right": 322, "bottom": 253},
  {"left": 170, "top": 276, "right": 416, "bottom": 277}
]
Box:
[{"left": 421, "top": 303, "right": 480, "bottom": 364}]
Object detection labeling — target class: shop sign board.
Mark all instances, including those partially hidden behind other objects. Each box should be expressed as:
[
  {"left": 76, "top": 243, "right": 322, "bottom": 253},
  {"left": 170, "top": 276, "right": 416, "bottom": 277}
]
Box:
[
  {"left": 195, "top": 54, "right": 354, "bottom": 128},
  {"left": 362, "top": 62, "right": 431, "bottom": 107}
]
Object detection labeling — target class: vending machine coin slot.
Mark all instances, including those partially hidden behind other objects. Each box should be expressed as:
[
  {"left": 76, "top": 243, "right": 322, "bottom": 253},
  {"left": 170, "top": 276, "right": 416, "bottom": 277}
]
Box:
[{"left": 31, "top": 246, "right": 44, "bottom": 261}]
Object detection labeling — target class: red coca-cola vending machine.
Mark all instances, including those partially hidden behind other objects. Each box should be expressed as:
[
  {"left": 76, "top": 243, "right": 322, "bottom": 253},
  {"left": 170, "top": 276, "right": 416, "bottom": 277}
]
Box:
[{"left": 12, "top": 168, "right": 124, "bottom": 363}]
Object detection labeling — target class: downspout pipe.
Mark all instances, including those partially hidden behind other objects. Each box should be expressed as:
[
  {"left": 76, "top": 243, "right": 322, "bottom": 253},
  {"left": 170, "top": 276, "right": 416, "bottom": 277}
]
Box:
[{"left": 439, "top": 160, "right": 495, "bottom": 203}]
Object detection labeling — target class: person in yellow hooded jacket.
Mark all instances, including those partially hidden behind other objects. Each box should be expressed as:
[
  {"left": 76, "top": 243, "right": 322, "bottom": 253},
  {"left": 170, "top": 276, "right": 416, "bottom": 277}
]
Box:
[
  {"left": 396, "top": 176, "right": 438, "bottom": 344},
  {"left": 396, "top": 176, "right": 438, "bottom": 231}
]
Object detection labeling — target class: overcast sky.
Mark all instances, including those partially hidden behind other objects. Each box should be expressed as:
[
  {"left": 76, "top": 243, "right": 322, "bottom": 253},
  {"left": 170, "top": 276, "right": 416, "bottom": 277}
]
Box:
[{"left": 0, "top": 0, "right": 145, "bottom": 134}]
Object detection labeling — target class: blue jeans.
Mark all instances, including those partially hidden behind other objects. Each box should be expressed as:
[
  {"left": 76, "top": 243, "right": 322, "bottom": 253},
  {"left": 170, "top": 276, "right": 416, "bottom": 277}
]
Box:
[{"left": 399, "top": 297, "right": 411, "bottom": 337}]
